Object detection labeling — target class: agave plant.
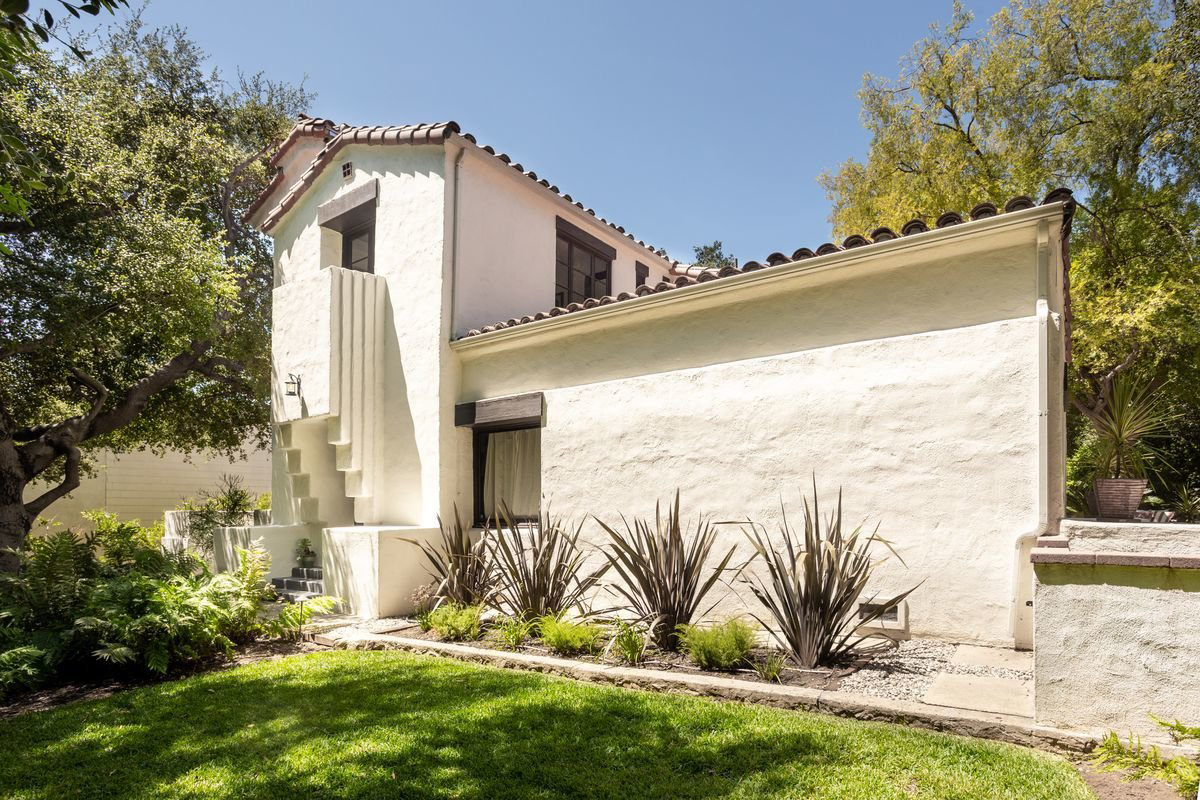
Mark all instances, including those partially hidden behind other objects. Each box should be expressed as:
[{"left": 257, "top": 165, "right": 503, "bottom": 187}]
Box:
[
  {"left": 739, "top": 481, "right": 917, "bottom": 669},
  {"left": 404, "top": 507, "right": 493, "bottom": 607},
  {"left": 485, "top": 503, "right": 606, "bottom": 621},
  {"left": 594, "top": 491, "right": 736, "bottom": 651}
]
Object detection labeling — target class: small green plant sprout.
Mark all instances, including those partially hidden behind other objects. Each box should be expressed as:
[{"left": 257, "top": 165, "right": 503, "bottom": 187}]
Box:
[
  {"left": 255, "top": 491, "right": 272, "bottom": 511},
  {"left": 538, "top": 614, "right": 603, "bottom": 656},
  {"left": 410, "top": 583, "right": 437, "bottom": 631},
  {"left": 753, "top": 651, "right": 786, "bottom": 683},
  {"left": 607, "top": 619, "right": 649, "bottom": 665},
  {"left": 1091, "top": 715, "right": 1199, "bottom": 798},
  {"left": 494, "top": 616, "right": 535, "bottom": 650},
  {"left": 429, "top": 604, "right": 483, "bottom": 641},
  {"left": 678, "top": 618, "right": 757, "bottom": 671}
]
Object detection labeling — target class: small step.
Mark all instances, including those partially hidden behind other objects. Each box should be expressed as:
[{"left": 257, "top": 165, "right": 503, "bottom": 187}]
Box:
[
  {"left": 269, "top": 576, "right": 323, "bottom": 592},
  {"left": 292, "top": 566, "right": 323, "bottom": 579},
  {"left": 278, "top": 589, "right": 323, "bottom": 604},
  {"left": 285, "top": 447, "right": 303, "bottom": 474}
]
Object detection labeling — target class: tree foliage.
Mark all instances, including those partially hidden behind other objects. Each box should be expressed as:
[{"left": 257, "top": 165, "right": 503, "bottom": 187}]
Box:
[
  {"left": 0, "top": 16, "right": 309, "bottom": 564},
  {"left": 691, "top": 239, "right": 737, "bottom": 270},
  {"left": 821, "top": 0, "right": 1200, "bottom": 486}
]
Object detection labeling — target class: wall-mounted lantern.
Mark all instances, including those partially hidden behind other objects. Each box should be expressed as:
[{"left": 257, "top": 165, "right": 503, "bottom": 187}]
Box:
[{"left": 285, "top": 373, "right": 302, "bottom": 397}]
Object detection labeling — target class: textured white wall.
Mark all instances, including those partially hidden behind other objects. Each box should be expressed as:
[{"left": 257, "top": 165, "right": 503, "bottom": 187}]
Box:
[
  {"left": 452, "top": 144, "right": 674, "bottom": 337},
  {"left": 269, "top": 145, "right": 452, "bottom": 527},
  {"left": 1035, "top": 558, "right": 1200, "bottom": 740},
  {"left": 456, "top": 215, "right": 1067, "bottom": 644}
]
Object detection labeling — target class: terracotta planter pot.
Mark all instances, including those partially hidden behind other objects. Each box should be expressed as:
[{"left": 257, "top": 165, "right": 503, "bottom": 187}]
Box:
[{"left": 1094, "top": 478, "right": 1148, "bottom": 520}]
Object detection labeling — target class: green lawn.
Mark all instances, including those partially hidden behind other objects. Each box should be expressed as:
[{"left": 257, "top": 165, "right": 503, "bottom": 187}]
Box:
[{"left": 0, "top": 651, "right": 1092, "bottom": 800}]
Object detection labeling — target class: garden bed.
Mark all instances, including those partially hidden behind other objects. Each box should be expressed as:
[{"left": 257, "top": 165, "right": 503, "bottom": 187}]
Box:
[{"left": 344, "top": 618, "right": 853, "bottom": 691}]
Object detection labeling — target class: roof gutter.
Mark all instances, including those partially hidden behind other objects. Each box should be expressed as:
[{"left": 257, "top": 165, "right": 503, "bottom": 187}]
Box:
[{"left": 450, "top": 202, "right": 1067, "bottom": 354}]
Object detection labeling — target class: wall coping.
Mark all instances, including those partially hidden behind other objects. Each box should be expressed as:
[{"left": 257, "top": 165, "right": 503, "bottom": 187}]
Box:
[{"left": 1031, "top": 547, "right": 1200, "bottom": 569}]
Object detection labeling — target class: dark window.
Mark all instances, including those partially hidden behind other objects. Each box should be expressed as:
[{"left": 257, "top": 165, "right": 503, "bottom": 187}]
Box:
[
  {"left": 472, "top": 426, "right": 541, "bottom": 526},
  {"left": 555, "top": 222, "right": 614, "bottom": 306},
  {"left": 635, "top": 262, "right": 650, "bottom": 288},
  {"left": 342, "top": 222, "right": 374, "bottom": 273}
]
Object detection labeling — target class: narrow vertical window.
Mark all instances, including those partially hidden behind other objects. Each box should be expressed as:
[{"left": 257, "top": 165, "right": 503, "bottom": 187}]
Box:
[
  {"left": 635, "top": 262, "right": 649, "bottom": 288},
  {"left": 342, "top": 222, "right": 374, "bottom": 273}
]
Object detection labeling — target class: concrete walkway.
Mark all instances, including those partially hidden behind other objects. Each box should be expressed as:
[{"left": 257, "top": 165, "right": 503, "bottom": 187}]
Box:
[{"left": 923, "top": 644, "right": 1034, "bottom": 718}]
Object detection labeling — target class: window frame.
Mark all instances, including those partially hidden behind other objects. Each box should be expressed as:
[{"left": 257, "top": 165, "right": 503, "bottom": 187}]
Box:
[
  {"left": 635, "top": 262, "right": 650, "bottom": 288},
  {"left": 555, "top": 217, "right": 616, "bottom": 307},
  {"left": 341, "top": 221, "right": 374, "bottom": 273},
  {"left": 471, "top": 422, "right": 541, "bottom": 528}
]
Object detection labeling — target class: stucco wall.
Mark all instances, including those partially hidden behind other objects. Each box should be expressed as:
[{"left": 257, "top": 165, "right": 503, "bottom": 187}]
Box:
[
  {"left": 1035, "top": 560, "right": 1200, "bottom": 739},
  {"left": 455, "top": 212, "right": 1067, "bottom": 644},
  {"left": 451, "top": 145, "right": 674, "bottom": 337},
  {"left": 269, "top": 145, "right": 453, "bottom": 526}
]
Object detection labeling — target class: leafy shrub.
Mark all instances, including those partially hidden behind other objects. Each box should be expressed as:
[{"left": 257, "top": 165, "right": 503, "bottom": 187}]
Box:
[
  {"left": 678, "top": 618, "right": 756, "bottom": 671},
  {"left": 429, "top": 604, "right": 482, "bottom": 641},
  {"left": 254, "top": 491, "right": 272, "bottom": 511},
  {"left": 1092, "top": 716, "right": 1199, "bottom": 798},
  {"left": 538, "top": 615, "right": 602, "bottom": 656},
  {"left": 264, "top": 595, "right": 337, "bottom": 640},
  {"left": 493, "top": 616, "right": 535, "bottom": 649},
  {"left": 406, "top": 509, "right": 492, "bottom": 606},
  {"left": 486, "top": 504, "right": 607, "bottom": 621},
  {"left": 753, "top": 651, "right": 786, "bottom": 683},
  {"left": 0, "top": 517, "right": 324, "bottom": 696},
  {"left": 594, "top": 491, "right": 735, "bottom": 651},
  {"left": 740, "top": 480, "right": 917, "bottom": 668},
  {"left": 608, "top": 620, "right": 647, "bottom": 665}
]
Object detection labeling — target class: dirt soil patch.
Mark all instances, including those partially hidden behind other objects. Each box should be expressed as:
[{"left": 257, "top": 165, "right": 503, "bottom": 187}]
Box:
[
  {"left": 0, "top": 638, "right": 320, "bottom": 719},
  {"left": 1075, "top": 762, "right": 1184, "bottom": 800},
  {"left": 374, "top": 622, "right": 850, "bottom": 691}
]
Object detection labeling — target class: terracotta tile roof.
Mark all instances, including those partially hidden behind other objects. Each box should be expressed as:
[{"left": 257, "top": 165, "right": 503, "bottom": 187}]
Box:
[
  {"left": 460, "top": 189, "right": 1076, "bottom": 339},
  {"left": 249, "top": 118, "right": 674, "bottom": 264}
]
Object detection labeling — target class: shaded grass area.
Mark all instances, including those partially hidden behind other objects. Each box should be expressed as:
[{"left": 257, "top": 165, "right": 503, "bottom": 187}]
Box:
[{"left": 0, "top": 651, "right": 1092, "bottom": 800}]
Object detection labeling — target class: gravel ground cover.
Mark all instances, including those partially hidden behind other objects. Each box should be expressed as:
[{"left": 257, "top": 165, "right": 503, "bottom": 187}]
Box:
[{"left": 838, "top": 639, "right": 1032, "bottom": 703}]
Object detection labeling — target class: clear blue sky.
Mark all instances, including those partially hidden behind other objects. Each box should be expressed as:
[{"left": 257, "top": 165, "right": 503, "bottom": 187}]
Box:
[{"left": 138, "top": 0, "right": 1007, "bottom": 263}]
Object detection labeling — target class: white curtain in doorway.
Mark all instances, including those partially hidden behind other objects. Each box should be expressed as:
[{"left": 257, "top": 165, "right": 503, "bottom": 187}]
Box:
[{"left": 483, "top": 428, "right": 541, "bottom": 518}]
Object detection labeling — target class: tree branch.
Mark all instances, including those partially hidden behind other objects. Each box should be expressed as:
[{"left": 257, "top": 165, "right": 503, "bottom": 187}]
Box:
[{"left": 23, "top": 444, "right": 81, "bottom": 518}]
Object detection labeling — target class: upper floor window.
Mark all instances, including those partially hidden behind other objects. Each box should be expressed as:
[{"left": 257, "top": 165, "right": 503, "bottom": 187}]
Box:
[
  {"left": 635, "top": 262, "right": 649, "bottom": 288},
  {"left": 342, "top": 222, "right": 374, "bottom": 273},
  {"left": 555, "top": 217, "right": 615, "bottom": 307}
]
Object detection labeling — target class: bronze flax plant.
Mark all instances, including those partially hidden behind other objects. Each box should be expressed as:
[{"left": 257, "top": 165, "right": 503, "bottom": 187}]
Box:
[
  {"left": 404, "top": 506, "right": 493, "bottom": 607},
  {"left": 594, "top": 491, "right": 736, "bottom": 651},
  {"left": 485, "top": 503, "right": 607, "bottom": 621},
  {"left": 739, "top": 480, "right": 918, "bottom": 668}
]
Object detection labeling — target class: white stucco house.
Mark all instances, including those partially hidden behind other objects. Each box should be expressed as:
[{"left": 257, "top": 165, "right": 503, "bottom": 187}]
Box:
[{"left": 229, "top": 114, "right": 1077, "bottom": 650}]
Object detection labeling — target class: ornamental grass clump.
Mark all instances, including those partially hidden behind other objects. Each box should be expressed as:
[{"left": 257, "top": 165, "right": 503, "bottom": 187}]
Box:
[
  {"left": 486, "top": 504, "right": 607, "bottom": 621},
  {"left": 608, "top": 620, "right": 648, "bottom": 665},
  {"left": 406, "top": 508, "right": 492, "bottom": 606},
  {"left": 594, "top": 491, "right": 736, "bottom": 651},
  {"left": 538, "top": 615, "right": 603, "bottom": 656},
  {"left": 739, "top": 480, "right": 918, "bottom": 669},
  {"left": 493, "top": 616, "right": 535, "bottom": 649},
  {"left": 428, "top": 604, "right": 483, "bottom": 641},
  {"left": 678, "top": 618, "right": 757, "bottom": 671}
]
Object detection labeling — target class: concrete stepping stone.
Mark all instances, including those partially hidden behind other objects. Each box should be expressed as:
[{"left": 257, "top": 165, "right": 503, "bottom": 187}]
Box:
[
  {"left": 949, "top": 644, "right": 1033, "bottom": 671},
  {"left": 922, "top": 674, "right": 1034, "bottom": 717}
]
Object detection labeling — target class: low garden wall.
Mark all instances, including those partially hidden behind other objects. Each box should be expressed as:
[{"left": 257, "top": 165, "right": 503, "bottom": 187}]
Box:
[
  {"left": 1032, "top": 519, "right": 1200, "bottom": 741},
  {"left": 321, "top": 526, "right": 440, "bottom": 618}
]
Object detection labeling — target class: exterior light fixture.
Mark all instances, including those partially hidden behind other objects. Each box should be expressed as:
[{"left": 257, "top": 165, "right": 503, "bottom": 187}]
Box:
[{"left": 285, "top": 373, "right": 302, "bottom": 397}]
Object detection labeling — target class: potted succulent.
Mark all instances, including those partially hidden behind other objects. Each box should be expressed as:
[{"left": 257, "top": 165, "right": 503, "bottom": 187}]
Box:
[
  {"left": 1077, "top": 371, "right": 1173, "bottom": 520},
  {"left": 295, "top": 537, "right": 318, "bottom": 568}
]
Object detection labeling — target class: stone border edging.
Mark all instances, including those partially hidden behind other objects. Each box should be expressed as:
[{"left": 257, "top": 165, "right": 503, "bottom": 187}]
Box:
[
  {"left": 1032, "top": 548, "right": 1200, "bottom": 568},
  {"left": 312, "top": 631, "right": 1097, "bottom": 755}
]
